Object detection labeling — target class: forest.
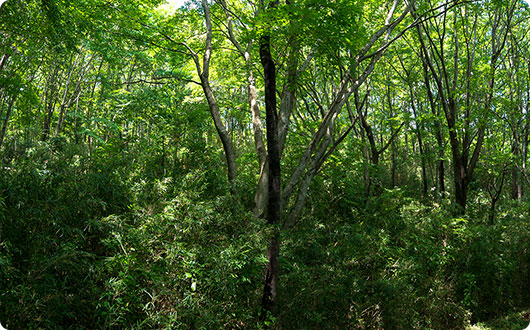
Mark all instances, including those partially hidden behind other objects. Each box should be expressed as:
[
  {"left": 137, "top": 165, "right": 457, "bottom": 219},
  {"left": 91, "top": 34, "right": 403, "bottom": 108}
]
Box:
[{"left": 1, "top": 0, "right": 530, "bottom": 328}]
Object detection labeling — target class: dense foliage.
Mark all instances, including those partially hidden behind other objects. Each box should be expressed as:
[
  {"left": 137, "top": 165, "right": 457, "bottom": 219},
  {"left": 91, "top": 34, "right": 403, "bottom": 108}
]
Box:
[{"left": 1, "top": 0, "right": 530, "bottom": 329}]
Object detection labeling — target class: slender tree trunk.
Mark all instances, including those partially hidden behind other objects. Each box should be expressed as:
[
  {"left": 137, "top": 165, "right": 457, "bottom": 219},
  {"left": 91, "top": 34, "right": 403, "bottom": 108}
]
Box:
[
  {"left": 420, "top": 44, "right": 446, "bottom": 195},
  {"left": 489, "top": 201, "right": 497, "bottom": 224},
  {"left": 0, "top": 96, "right": 15, "bottom": 148},
  {"left": 437, "top": 132, "right": 446, "bottom": 194},
  {"left": 218, "top": 0, "right": 267, "bottom": 211},
  {"left": 74, "top": 92, "right": 81, "bottom": 144},
  {"left": 357, "top": 99, "right": 380, "bottom": 194},
  {"left": 83, "top": 59, "right": 104, "bottom": 144},
  {"left": 198, "top": 0, "right": 237, "bottom": 188},
  {"left": 361, "top": 132, "right": 372, "bottom": 197},
  {"left": 200, "top": 81, "right": 237, "bottom": 185},
  {"left": 41, "top": 98, "right": 58, "bottom": 141},
  {"left": 41, "top": 64, "right": 61, "bottom": 141},
  {"left": 388, "top": 86, "right": 397, "bottom": 189},
  {"left": 419, "top": 137, "right": 428, "bottom": 197},
  {"left": 413, "top": 101, "right": 428, "bottom": 197},
  {"left": 391, "top": 138, "right": 396, "bottom": 188},
  {"left": 519, "top": 133, "right": 528, "bottom": 200},
  {"left": 0, "top": 53, "right": 9, "bottom": 72},
  {"left": 488, "top": 167, "right": 507, "bottom": 224},
  {"left": 247, "top": 54, "right": 268, "bottom": 218},
  {"left": 55, "top": 53, "right": 77, "bottom": 136},
  {"left": 511, "top": 140, "right": 522, "bottom": 201}
]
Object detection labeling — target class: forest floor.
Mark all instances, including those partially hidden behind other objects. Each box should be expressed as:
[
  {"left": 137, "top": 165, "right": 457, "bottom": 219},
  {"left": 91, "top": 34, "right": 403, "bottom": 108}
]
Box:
[{"left": 467, "top": 309, "right": 530, "bottom": 329}]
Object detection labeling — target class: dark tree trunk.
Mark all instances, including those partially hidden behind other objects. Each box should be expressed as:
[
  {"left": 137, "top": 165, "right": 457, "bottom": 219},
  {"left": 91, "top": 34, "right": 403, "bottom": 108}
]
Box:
[
  {"left": 511, "top": 141, "right": 521, "bottom": 201},
  {"left": 454, "top": 170, "right": 468, "bottom": 213},
  {"left": 523, "top": 135, "right": 528, "bottom": 201},
  {"left": 391, "top": 138, "right": 396, "bottom": 188},
  {"left": 489, "top": 202, "right": 497, "bottom": 224},
  {"left": 438, "top": 140, "right": 446, "bottom": 194},
  {"left": 450, "top": 125, "right": 472, "bottom": 214},
  {"left": 259, "top": 12, "right": 281, "bottom": 319},
  {"left": 261, "top": 229, "right": 280, "bottom": 318},
  {"left": 41, "top": 106, "right": 54, "bottom": 141},
  {"left": 488, "top": 166, "right": 507, "bottom": 224},
  {"left": 41, "top": 64, "right": 61, "bottom": 142},
  {"left": 0, "top": 96, "right": 15, "bottom": 148}
]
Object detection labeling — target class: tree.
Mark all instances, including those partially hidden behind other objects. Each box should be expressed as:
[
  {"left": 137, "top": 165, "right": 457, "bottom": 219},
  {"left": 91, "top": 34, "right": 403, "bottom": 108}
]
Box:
[{"left": 413, "top": 0, "right": 516, "bottom": 213}]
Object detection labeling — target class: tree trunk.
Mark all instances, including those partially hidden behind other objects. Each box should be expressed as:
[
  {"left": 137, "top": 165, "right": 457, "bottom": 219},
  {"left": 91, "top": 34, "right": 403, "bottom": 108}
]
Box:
[
  {"left": 198, "top": 0, "right": 237, "bottom": 189},
  {"left": 391, "top": 137, "right": 396, "bottom": 188},
  {"left": 413, "top": 100, "right": 428, "bottom": 197},
  {"left": 41, "top": 64, "right": 61, "bottom": 142},
  {"left": 511, "top": 141, "right": 522, "bottom": 201},
  {"left": 437, "top": 134, "right": 446, "bottom": 194},
  {"left": 488, "top": 166, "right": 507, "bottom": 224},
  {"left": 41, "top": 102, "right": 56, "bottom": 141},
  {"left": 0, "top": 53, "right": 9, "bottom": 72},
  {"left": 247, "top": 53, "right": 268, "bottom": 218},
  {"left": 74, "top": 92, "right": 81, "bottom": 144},
  {"left": 519, "top": 132, "right": 528, "bottom": 200},
  {"left": 259, "top": 3, "right": 281, "bottom": 319},
  {"left": 218, "top": 1, "right": 268, "bottom": 214},
  {"left": 0, "top": 96, "right": 15, "bottom": 148},
  {"left": 200, "top": 81, "right": 237, "bottom": 185},
  {"left": 454, "top": 166, "right": 468, "bottom": 213},
  {"left": 55, "top": 53, "right": 78, "bottom": 136}
]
